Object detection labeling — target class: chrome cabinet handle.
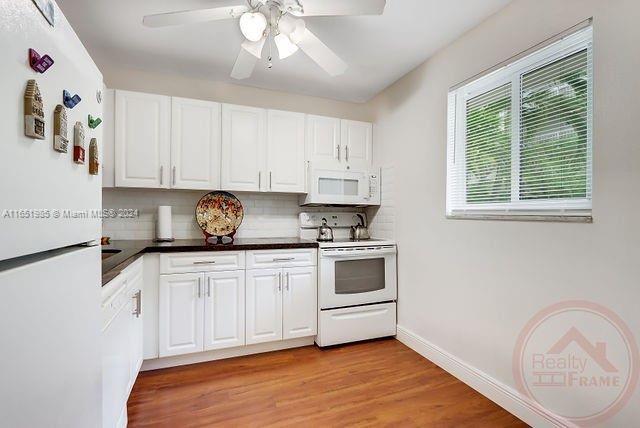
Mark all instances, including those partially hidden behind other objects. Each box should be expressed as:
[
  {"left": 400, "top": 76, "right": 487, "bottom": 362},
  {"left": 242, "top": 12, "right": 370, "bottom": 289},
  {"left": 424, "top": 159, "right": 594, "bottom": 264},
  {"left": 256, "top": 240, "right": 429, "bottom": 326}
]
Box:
[
  {"left": 193, "top": 260, "right": 216, "bottom": 265},
  {"left": 277, "top": 272, "right": 282, "bottom": 292},
  {"left": 272, "top": 257, "right": 295, "bottom": 262},
  {"left": 160, "top": 165, "right": 163, "bottom": 185},
  {"left": 172, "top": 166, "right": 176, "bottom": 186},
  {"left": 258, "top": 171, "right": 262, "bottom": 189},
  {"left": 197, "top": 278, "right": 202, "bottom": 298},
  {"left": 132, "top": 290, "right": 141, "bottom": 318},
  {"left": 337, "top": 144, "right": 341, "bottom": 161},
  {"left": 207, "top": 278, "right": 211, "bottom": 298},
  {"left": 285, "top": 272, "right": 290, "bottom": 292},
  {"left": 269, "top": 171, "right": 272, "bottom": 190},
  {"left": 345, "top": 146, "right": 349, "bottom": 162}
]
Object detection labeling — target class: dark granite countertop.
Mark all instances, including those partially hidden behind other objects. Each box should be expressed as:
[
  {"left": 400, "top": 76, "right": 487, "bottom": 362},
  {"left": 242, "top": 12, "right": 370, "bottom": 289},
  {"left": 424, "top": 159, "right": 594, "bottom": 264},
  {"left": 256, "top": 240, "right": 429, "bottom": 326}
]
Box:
[{"left": 102, "top": 238, "right": 318, "bottom": 286}]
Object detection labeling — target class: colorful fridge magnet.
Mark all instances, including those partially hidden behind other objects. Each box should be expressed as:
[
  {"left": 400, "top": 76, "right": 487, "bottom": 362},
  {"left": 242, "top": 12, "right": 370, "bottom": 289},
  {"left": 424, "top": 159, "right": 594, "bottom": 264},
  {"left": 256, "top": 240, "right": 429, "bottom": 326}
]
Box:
[
  {"left": 28, "top": 48, "right": 54, "bottom": 73},
  {"left": 73, "top": 122, "right": 85, "bottom": 164},
  {"left": 53, "top": 105, "right": 68, "bottom": 153},
  {"left": 24, "top": 79, "right": 45, "bottom": 139},
  {"left": 88, "top": 114, "right": 102, "bottom": 129},
  {"left": 63, "top": 90, "right": 81, "bottom": 109},
  {"left": 89, "top": 138, "right": 99, "bottom": 175}
]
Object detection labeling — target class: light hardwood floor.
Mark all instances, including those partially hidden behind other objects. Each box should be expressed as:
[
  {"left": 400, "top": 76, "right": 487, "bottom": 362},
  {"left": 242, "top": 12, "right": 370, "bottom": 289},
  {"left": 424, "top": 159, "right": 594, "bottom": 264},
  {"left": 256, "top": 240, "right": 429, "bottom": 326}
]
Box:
[{"left": 128, "top": 338, "right": 527, "bottom": 427}]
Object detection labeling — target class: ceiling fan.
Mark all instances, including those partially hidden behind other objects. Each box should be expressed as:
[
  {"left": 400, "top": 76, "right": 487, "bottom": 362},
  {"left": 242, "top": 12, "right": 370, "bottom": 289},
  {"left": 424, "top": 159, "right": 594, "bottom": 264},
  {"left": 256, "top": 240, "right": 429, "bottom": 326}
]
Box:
[{"left": 142, "top": 0, "right": 386, "bottom": 79}]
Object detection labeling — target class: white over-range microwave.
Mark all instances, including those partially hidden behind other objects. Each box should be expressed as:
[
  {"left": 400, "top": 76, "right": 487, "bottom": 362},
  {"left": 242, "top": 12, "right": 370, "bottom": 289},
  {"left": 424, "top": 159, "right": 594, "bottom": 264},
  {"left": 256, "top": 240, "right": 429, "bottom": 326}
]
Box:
[{"left": 300, "top": 167, "right": 381, "bottom": 206}]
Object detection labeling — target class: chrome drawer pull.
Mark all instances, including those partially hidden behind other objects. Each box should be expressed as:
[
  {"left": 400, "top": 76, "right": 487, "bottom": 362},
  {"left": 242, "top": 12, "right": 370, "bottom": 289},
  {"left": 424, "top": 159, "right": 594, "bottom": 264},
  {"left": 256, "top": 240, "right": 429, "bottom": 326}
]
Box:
[
  {"left": 193, "top": 261, "right": 216, "bottom": 265},
  {"left": 272, "top": 257, "right": 295, "bottom": 262}
]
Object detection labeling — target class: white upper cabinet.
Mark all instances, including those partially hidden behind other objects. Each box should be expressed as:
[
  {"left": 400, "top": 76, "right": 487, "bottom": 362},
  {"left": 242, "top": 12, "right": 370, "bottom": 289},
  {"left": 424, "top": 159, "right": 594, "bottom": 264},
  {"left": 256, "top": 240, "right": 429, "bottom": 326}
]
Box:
[
  {"left": 246, "top": 268, "right": 283, "bottom": 345},
  {"left": 115, "top": 90, "right": 171, "bottom": 188},
  {"left": 266, "top": 109, "right": 306, "bottom": 193},
  {"left": 158, "top": 273, "right": 204, "bottom": 357},
  {"left": 340, "top": 119, "right": 373, "bottom": 170},
  {"left": 171, "top": 97, "right": 221, "bottom": 190},
  {"left": 282, "top": 266, "right": 317, "bottom": 340},
  {"left": 221, "top": 104, "right": 267, "bottom": 192},
  {"left": 203, "top": 271, "right": 245, "bottom": 351},
  {"left": 306, "top": 115, "right": 341, "bottom": 168}
]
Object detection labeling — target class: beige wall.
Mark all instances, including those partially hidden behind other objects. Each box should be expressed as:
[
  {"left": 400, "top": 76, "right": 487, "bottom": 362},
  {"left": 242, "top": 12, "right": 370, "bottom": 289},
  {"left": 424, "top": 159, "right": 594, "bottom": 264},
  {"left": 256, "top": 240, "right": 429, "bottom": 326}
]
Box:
[
  {"left": 101, "top": 64, "right": 373, "bottom": 122},
  {"left": 369, "top": 0, "right": 639, "bottom": 425}
]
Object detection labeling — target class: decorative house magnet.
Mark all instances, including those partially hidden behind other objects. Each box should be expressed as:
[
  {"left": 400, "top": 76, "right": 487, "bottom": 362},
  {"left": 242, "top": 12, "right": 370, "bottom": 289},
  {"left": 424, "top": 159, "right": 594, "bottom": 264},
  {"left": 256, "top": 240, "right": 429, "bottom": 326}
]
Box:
[
  {"left": 24, "top": 79, "right": 45, "bottom": 139},
  {"left": 73, "top": 122, "right": 85, "bottom": 164},
  {"left": 63, "top": 90, "right": 81, "bottom": 109},
  {"left": 28, "top": 48, "right": 54, "bottom": 73},
  {"left": 89, "top": 138, "right": 99, "bottom": 175},
  {"left": 53, "top": 105, "right": 68, "bottom": 153},
  {"left": 88, "top": 114, "right": 102, "bottom": 129}
]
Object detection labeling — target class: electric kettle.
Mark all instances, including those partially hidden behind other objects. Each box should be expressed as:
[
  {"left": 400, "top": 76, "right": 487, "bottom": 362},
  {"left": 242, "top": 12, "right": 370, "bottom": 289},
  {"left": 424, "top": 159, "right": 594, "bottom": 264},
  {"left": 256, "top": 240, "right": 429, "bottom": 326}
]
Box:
[{"left": 317, "top": 218, "right": 334, "bottom": 242}]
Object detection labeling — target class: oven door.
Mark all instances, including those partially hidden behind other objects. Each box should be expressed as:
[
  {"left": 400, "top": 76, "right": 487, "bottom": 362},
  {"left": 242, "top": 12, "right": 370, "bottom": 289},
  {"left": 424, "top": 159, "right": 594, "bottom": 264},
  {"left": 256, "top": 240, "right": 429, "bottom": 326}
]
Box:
[{"left": 319, "top": 246, "right": 397, "bottom": 310}]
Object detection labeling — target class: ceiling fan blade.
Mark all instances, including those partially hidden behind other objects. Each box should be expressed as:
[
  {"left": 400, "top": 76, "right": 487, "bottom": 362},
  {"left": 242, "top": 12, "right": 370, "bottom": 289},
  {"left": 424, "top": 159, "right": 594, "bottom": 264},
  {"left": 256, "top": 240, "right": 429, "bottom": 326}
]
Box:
[
  {"left": 297, "top": 29, "right": 347, "bottom": 76},
  {"left": 231, "top": 49, "right": 258, "bottom": 80},
  {"left": 293, "top": 0, "right": 386, "bottom": 17},
  {"left": 230, "top": 40, "right": 265, "bottom": 80},
  {"left": 143, "top": 3, "right": 248, "bottom": 28}
]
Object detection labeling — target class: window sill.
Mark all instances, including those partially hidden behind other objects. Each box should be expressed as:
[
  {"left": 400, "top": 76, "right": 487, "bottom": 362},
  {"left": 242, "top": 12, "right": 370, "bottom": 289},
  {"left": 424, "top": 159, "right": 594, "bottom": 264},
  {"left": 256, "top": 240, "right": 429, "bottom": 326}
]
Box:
[{"left": 446, "top": 213, "right": 592, "bottom": 223}]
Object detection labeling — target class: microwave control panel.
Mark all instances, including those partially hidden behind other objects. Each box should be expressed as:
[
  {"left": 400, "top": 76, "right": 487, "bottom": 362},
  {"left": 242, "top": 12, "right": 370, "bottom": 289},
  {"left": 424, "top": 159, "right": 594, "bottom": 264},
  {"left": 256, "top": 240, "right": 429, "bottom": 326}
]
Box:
[{"left": 368, "top": 174, "right": 379, "bottom": 198}]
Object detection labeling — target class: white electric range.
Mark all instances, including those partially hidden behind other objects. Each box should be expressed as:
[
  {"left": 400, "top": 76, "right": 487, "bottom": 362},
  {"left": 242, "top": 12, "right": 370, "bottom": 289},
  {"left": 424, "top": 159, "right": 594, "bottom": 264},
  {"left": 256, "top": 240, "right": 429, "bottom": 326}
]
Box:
[{"left": 300, "top": 212, "right": 397, "bottom": 347}]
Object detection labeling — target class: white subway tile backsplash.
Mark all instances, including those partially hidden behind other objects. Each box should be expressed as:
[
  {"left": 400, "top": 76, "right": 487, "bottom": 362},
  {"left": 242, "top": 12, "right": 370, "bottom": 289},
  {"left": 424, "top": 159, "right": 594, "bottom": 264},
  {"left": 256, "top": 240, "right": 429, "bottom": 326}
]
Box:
[{"left": 102, "top": 188, "right": 362, "bottom": 240}]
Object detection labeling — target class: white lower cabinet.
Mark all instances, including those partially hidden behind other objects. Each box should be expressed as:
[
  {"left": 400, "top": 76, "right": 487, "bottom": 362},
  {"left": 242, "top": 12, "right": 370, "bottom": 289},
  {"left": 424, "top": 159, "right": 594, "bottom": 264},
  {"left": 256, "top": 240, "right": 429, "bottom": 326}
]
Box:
[
  {"left": 204, "top": 271, "right": 245, "bottom": 350},
  {"left": 246, "top": 268, "right": 283, "bottom": 345},
  {"left": 283, "top": 266, "right": 317, "bottom": 340},
  {"left": 159, "top": 273, "right": 204, "bottom": 357},
  {"left": 246, "top": 266, "right": 317, "bottom": 345},
  {"left": 101, "top": 258, "right": 144, "bottom": 428},
  {"left": 159, "top": 270, "right": 245, "bottom": 357}
]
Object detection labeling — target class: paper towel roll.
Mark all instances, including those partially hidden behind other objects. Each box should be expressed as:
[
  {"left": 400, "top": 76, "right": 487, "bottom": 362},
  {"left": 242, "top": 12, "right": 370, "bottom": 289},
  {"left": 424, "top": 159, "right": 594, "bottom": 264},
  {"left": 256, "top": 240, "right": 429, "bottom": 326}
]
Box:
[{"left": 156, "top": 206, "right": 173, "bottom": 241}]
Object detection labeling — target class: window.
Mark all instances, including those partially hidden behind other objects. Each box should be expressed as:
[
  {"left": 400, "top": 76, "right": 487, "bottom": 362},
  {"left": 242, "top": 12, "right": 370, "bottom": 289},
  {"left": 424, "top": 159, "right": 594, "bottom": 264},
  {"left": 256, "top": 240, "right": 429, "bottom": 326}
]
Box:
[{"left": 446, "top": 26, "right": 593, "bottom": 221}]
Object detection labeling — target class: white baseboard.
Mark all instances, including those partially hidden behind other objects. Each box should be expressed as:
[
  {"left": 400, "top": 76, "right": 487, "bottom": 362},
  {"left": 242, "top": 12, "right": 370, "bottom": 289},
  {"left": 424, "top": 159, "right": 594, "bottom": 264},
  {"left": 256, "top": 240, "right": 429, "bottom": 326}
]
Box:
[
  {"left": 141, "top": 336, "right": 315, "bottom": 371},
  {"left": 396, "top": 325, "right": 571, "bottom": 428}
]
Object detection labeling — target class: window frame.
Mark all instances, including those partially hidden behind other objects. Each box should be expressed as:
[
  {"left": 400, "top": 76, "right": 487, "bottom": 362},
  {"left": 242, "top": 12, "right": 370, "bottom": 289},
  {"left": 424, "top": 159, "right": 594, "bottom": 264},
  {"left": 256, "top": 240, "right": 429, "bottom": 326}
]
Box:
[{"left": 447, "top": 26, "right": 593, "bottom": 220}]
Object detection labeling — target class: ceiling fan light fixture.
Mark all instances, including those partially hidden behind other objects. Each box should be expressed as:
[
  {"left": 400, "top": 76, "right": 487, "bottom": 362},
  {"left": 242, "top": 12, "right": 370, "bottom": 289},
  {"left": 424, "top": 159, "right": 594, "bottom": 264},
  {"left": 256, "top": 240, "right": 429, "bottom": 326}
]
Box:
[
  {"left": 241, "top": 36, "right": 266, "bottom": 59},
  {"left": 239, "top": 12, "right": 267, "bottom": 42},
  {"left": 274, "top": 33, "right": 299, "bottom": 59},
  {"left": 278, "top": 14, "right": 306, "bottom": 44}
]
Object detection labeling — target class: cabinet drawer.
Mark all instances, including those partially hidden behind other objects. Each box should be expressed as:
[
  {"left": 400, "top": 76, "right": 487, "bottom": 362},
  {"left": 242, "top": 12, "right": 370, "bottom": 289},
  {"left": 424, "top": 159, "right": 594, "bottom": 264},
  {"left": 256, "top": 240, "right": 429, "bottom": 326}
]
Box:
[
  {"left": 317, "top": 302, "right": 396, "bottom": 347},
  {"left": 246, "top": 249, "right": 317, "bottom": 269},
  {"left": 160, "top": 251, "right": 245, "bottom": 274}
]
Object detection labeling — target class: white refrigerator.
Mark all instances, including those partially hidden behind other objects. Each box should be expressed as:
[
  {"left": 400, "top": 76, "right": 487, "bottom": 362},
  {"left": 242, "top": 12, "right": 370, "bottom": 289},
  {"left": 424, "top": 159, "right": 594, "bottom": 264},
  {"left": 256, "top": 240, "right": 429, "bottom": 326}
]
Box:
[{"left": 0, "top": 1, "right": 103, "bottom": 426}]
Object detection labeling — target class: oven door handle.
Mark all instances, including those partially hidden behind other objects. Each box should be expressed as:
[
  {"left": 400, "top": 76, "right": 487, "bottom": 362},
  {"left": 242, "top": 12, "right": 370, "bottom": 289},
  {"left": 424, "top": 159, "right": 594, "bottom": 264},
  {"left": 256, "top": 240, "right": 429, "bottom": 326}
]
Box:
[{"left": 321, "top": 250, "right": 396, "bottom": 259}]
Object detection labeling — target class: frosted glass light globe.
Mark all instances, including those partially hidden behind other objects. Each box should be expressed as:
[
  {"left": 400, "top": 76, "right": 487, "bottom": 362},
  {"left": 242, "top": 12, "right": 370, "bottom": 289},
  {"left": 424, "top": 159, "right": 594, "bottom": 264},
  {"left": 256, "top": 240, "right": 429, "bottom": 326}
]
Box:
[{"left": 239, "top": 12, "right": 267, "bottom": 42}]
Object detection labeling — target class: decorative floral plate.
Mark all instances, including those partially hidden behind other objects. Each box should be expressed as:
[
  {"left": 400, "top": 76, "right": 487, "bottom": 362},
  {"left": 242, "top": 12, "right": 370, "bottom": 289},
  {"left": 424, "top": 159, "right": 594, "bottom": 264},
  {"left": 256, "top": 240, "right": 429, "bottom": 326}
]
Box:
[{"left": 195, "top": 191, "right": 244, "bottom": 240}]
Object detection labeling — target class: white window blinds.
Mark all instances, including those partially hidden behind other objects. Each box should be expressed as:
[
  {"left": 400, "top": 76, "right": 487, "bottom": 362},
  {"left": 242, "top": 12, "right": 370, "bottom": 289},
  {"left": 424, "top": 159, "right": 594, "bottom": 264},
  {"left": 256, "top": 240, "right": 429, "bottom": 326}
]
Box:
[{"left": 446, "top": 26, "right": 593, "bottom": 220}]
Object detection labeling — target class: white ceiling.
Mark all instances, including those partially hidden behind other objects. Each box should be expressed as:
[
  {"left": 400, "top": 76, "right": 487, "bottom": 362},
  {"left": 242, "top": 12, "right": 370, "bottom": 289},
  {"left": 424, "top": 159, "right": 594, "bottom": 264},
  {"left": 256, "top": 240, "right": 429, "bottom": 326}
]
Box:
[{"left": 58, "top": 0, "right": 511, "bottom": 103}]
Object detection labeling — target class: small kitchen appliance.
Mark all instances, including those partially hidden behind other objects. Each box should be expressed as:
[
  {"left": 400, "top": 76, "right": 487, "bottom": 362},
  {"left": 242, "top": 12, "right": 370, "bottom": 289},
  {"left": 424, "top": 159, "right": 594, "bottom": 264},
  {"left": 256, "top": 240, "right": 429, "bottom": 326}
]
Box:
[{"left": 299, "top": 212, "right": 397, "bottom": 347}]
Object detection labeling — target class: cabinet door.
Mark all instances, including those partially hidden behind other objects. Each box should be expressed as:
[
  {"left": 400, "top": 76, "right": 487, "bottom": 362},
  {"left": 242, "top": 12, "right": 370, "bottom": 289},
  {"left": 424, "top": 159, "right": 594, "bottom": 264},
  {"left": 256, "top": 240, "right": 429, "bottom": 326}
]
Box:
[
  {"left": 267, "top": 109, "right": 306, "bottom": 193},
  {"left": 159, "top": 273, "right": 204, "bottom": 357},
  {"left": 128, "top": 270, "right": 144, "bottom": 382},
  {"left": 283, "top": 266, "right": 317, "bottom": 340},
  {"left": 203, "top": 271, "right": 245, "bottom": 351},
  {"left": 246, "top": 269, "right": 283, "bottom": 345},
  {"left": 114, "top": 90, "right": 171, "bottom": 188},
  {"left": 171, "top": 97, "right": 221, "bottom": 190},
  {"left": 306, "top": 115, "right": 341, "bottom": 167},
  {"left": 221, "top": 104, "right": 267, "bottom": 191},
  {"left": 340, "top": 119, "right": 372, "bottom": 170}
]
